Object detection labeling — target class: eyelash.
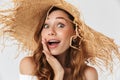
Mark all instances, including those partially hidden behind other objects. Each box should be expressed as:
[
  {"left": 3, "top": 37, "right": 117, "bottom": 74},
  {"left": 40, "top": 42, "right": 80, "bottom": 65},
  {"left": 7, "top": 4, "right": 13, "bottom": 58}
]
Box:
[
  {"left": 43, "top": 23, "right": 65, "bottom": 29},
  {"left": 43, "top": 24, "right": 49, "bottom": 28},
  {"left": 57, "top": 23, "right": 65, "bottom": 28}
]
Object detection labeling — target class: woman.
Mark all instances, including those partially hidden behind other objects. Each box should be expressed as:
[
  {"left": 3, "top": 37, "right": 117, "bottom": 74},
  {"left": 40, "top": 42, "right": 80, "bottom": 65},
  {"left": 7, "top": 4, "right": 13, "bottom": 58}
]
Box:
[
  {"left": 0, "top": 0, "right": 119, "bottom": 80},
  {"left": 19, "top": 7, "right": 98, "bottom": 80}
]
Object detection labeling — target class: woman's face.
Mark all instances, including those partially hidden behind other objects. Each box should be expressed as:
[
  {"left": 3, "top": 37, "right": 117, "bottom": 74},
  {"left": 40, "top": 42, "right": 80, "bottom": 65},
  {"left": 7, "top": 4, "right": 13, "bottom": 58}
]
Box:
[{"left": 41, "top": 10, "right": 75, "bottom": 55}]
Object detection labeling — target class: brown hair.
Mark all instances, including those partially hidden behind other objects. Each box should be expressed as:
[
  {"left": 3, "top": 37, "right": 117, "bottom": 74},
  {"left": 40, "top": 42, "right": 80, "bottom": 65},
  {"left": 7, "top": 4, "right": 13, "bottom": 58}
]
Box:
[{"left": 33, "top": 7, "right": 88, "bottom": 80}]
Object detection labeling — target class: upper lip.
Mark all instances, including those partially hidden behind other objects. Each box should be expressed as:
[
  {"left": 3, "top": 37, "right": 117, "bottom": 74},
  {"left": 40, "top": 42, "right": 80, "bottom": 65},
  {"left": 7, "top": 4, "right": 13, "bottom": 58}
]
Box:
[{"left": 47, "top": 39, "right": 61, "bottom": 44}]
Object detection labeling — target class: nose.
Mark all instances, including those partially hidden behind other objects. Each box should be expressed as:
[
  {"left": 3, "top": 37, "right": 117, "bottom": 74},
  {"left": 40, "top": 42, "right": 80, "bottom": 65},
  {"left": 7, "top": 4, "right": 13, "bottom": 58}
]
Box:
[{"left": 48, "top": 27, "right": 56, "bottom": 36}]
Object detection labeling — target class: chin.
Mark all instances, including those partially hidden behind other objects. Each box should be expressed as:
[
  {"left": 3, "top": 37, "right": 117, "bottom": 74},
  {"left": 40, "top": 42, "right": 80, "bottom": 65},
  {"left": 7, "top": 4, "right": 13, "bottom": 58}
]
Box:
[
  {"left": 51, "top": 49, "right": 68, "bottom": 56},
  {"left": 50, "top": 50, "right": 63, "bottom": 55}
]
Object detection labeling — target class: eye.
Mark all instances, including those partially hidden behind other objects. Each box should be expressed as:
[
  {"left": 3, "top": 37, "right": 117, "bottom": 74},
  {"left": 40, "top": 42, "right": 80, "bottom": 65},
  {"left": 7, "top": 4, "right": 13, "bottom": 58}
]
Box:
[
  {"left": 57, "top": 23, "right": 65, "bottom": 28},
  {"left": 43, "top": 24, "right": 49, "bottom": 28}
]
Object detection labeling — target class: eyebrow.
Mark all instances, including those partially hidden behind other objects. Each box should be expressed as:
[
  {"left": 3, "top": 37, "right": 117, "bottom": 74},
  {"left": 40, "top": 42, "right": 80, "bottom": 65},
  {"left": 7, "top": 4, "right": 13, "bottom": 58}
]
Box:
[{"left": 56, "top": 17, "right": 73, "bottom": 23}]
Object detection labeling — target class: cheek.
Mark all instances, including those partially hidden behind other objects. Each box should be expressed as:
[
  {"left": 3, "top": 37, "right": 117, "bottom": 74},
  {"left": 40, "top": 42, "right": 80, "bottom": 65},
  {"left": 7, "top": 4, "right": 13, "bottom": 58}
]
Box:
[
  {"left": 41, "top": 30, "right": 46, "bottom": 38},
  {"left": 60, "top": 30, "right": 74, "bottom": 41},
  {"left": 60, "top": 29, "right": 75, "bottom": 37}
]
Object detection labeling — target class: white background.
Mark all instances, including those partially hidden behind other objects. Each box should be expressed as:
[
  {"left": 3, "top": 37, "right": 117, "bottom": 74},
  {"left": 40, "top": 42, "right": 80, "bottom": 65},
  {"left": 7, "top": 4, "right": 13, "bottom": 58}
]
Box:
[{"left": 0, "top": 0, "right": 120, "bottom": 80}]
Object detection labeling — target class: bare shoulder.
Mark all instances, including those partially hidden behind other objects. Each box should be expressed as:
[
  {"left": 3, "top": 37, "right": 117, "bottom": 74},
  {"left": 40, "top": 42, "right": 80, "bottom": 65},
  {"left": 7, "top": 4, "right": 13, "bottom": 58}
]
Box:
[
  {"left": 84, "top": 66, "right": 98, "bottom": 80},
  {"left": 19, "top": 56, "right": 36, "bottom": 75}
]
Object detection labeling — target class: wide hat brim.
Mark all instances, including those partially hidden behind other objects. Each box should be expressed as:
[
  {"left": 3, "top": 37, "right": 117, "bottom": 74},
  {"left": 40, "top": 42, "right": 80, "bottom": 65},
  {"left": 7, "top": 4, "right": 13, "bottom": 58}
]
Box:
[{"left": 0, "top": 0, "right": 120, "bottom": 67}]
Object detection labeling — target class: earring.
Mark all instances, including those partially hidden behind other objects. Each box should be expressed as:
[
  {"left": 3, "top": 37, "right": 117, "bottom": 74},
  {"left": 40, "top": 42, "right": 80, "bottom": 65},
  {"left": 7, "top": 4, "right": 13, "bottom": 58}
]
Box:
[
  {"left": 70, "top": 35, "right": 82, "bottom": 50},
  {"left": 70, "top": 21, "right": 83, "bottom": 50}
]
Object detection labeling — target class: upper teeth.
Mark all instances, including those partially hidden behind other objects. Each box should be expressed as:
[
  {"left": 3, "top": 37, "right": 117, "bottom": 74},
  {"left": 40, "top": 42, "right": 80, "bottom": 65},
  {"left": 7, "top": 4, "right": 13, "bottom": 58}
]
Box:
[{"left": 48, "top": 40, "right": 59, "bottom": 43}]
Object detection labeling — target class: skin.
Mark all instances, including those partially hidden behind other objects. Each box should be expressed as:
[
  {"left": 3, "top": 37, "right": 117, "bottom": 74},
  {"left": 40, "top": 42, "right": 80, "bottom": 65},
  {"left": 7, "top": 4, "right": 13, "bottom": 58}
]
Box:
[
  {"left": 41, "top": 10, "right": 75, "bottom": 56},
  {"left": 19, "top": 10, "right": 98, "bottom": 80},
  {"left": 41, "top": 10, "right": 75, "bottom": 80}
]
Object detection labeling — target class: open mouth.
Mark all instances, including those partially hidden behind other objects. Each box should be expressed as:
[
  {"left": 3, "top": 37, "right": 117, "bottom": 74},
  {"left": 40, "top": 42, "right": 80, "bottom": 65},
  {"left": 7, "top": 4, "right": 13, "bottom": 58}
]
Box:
[{"left": 47, "top": 39, "right": 60, "bottom": 48}]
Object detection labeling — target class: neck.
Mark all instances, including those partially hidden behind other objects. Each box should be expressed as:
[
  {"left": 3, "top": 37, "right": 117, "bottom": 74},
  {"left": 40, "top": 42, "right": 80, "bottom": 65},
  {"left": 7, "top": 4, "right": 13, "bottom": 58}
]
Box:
[
  {"left": 54, "top": 49, "right": 71, "bottom": 80},
  {"left": 54, "top": 49, "right": 70, "bottom": 68},
  {"left": 54, "top": 53, "right": 66, "bottom": 68}
]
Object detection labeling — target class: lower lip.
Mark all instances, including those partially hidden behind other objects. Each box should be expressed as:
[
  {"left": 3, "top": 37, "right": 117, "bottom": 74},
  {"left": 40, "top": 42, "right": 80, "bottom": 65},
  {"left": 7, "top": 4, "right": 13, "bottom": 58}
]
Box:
[{"left": 48, "top": 43, "right": 59, "bottom": 49}]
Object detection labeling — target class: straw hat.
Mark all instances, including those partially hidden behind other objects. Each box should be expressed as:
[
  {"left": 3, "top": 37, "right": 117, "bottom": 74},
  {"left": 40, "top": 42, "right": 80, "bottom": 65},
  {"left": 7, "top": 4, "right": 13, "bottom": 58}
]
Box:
[
  {"left": 0, "top": 0, "right": 120, "bottom": 67},
  {"left": 0, "top": 0, "right": 80, "bottom": 51}
]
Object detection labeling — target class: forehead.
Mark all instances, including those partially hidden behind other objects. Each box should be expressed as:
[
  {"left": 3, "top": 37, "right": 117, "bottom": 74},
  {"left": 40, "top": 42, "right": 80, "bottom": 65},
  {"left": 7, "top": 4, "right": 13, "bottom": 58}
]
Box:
[{"left": 46, "top": 10, "right": 70, "bottom": 19}]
